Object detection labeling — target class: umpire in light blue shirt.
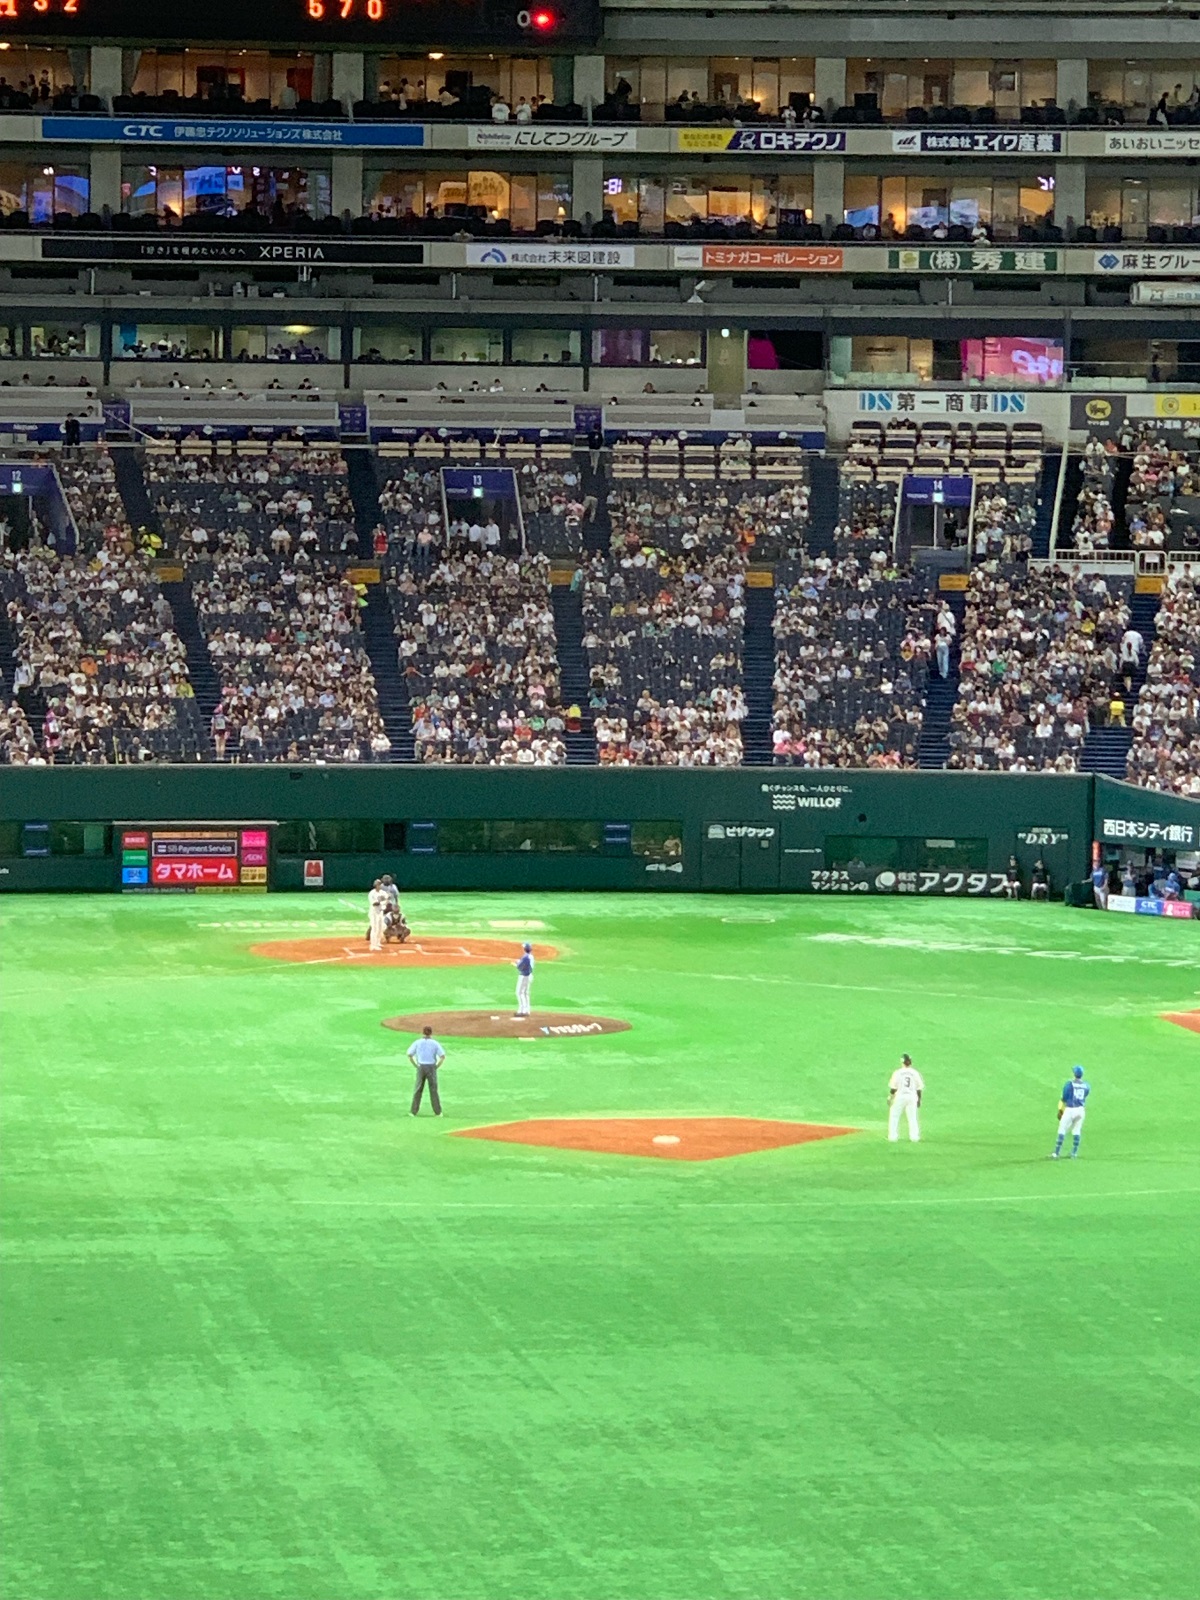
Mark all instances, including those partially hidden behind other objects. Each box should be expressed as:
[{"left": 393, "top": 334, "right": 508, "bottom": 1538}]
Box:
[{"left": 407, "top": 1026, "right": 446, "bottom": 1116}]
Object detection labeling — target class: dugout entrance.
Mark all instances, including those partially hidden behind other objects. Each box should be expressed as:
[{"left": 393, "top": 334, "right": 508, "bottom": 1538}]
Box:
[{"left": 700, "top": 823, "right": 780, "bottom": 890}]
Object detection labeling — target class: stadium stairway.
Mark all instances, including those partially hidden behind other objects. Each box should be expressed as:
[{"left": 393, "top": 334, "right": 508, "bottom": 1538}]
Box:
[
  {"left": 806, "top": 455, "right": 840, "bottom": 555},
  {"left": 110, "top": 443, "right": 159, "bottom": 537},
  {"left": 740, "top": 575, "right": 776, "bottom": 766},
  {"left": 1081, "top": 585, "right": 1161, "bottom": 778},
  {"left": 1112, "top": 451, "right": 1133, "bottom": 538},
  {"left": 550, "top": 576, "right": 597, "bottom": 763},
  {"left": 362, "top": 583, "right": 414, "bottom": 761},
  {"left": 0, "top": 611, "right": 16, "bottom": 704},
  {"left": 579, "top": 450, "right": 610, "bottom": 556},
  {"left": 344, "top": 445, "right": 383, "bottom": 544},
  {"left": 1054, "top": 453, "right": 1083, "bottom": 557},
  {"left": 917, "top": 587, "right": 966, "bottom": 769},
  {"left": 159, "top": 580, "right": 218, "bottom": 759},
  {"left": 1033, "top": 449, "right": 1063, "bottom": 559}
]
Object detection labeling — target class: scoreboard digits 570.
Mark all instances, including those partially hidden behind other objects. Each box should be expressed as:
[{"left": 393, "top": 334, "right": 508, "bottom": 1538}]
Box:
[{"left": 0, "top": 0, "right": 597, "bottom": 44}]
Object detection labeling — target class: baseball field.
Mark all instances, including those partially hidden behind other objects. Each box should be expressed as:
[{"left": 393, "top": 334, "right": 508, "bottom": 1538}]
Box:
[{"left": 2, "top": 890, "right": 1198, "bottom": 1600}]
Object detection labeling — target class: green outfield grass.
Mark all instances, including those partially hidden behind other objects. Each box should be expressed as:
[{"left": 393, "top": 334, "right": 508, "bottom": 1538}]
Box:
[{"left": 2, "top": 891, "right": 1198, "bottom": 1600}]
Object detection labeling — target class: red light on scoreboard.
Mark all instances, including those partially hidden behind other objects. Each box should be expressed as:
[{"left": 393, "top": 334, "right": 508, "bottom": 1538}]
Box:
[{"left": 531, "top": 7, "right": 555, "bottom": 28}]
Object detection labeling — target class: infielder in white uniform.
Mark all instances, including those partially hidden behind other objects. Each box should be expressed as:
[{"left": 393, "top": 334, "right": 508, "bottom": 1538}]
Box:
[
  {"left": 887, "top": 1053, "right": 924, "bottom": 1141},
  {"left": 513, "top": 942, "right": 534, "bottom": 1017},
  {"left": 367, "top": 878, "right": 387, "bottom": 952}
]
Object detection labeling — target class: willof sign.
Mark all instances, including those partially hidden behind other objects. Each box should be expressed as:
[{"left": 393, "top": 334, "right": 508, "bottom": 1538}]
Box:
[
  {"left": 675, "top": 128, "right": 846, "bottom": 154},
  {"left": 888, "top": 247, "right": 1057, "bottom": 274},
  {"left": 672, "top": 244, "right": 844, "bottom": 272},
  {"left": 464, "top": 242, "right": 636, "bottom": 269},
  {"left": 467, "top": 125, "right": 636, "bottom": 151},
  {"left": 42, "top": 116, "right": 426, "bottom": 148},
  {"left": 891, "top": 129, "right": 1061, "bottom": 155}
]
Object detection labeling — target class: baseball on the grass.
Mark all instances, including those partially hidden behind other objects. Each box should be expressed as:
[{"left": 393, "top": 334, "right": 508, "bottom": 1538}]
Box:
[{"left": 652, "top": 1135, "right": 682, "bottom": 1146}]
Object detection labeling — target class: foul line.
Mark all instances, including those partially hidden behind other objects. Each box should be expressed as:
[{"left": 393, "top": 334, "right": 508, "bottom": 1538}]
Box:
[{"left": 192, "top": 1186, "right": 1200, "bottom": 1212}]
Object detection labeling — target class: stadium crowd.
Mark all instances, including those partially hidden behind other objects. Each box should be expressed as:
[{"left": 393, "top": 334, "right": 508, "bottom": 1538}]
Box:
[
  {"left": 1, "top": 539, "right": 205, "bottom": 764},
  {"left": 769, "top": 549, "right": 934, "bottom": 767},
  {"left": 194, "top": 556, "right": 389, "bottom": 762},
  {"left": 149, "top": 445, "right": 358, "bottom": 559},
  {"left": 389, "top": 548, "right": 566, "bottom": 764},
  {"left": 1126, "top": 573, "right": 1200, "bottom": 797},
  {"left": 947, "top": 563, "right": 1131, "bottom": 771}
]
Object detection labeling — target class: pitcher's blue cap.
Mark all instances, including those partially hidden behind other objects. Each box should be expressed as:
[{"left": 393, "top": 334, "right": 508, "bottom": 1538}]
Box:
[{"left": 1073, "top": 1065, "right": 1084, "bottom": 1077}]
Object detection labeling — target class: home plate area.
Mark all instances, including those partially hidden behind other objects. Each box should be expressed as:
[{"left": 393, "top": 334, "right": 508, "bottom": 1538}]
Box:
[
  {"left": 382, "top": 1011, "right": 631, "bottom": 1039},
  {"left": 453, "top": 1117, "right": 858, "bottom": 1161}
]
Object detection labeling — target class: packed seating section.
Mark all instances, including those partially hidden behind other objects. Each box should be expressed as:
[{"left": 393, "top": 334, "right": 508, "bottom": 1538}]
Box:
[
  {"left": 376, "top": 444, "right": 573, "bottom": 763},
  {"left": 769, "top": 552, "right": 935, "bottom": 767},
  {"left": 1126, "top": 575, "right": 1200, "bottom": 798},
  {"left": 1, "top": 451, "right": 206, "bottom": 764},
  {"left": 947, "top": 564, "right": 1132, "bottom": 771},
  {"left": 147, "top": 439, "right": 358, "bottom": 560}
]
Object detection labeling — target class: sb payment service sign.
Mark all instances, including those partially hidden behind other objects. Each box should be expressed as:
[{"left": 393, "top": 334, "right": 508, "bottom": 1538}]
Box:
[{"left": 120, "top": 828, "right": 269, "bottom": 891}]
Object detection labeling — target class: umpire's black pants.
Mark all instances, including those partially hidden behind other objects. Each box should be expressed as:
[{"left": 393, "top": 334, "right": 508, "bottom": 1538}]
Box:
[{"left": 411, "top": 1065, "right": 442, "bottom": 1115}]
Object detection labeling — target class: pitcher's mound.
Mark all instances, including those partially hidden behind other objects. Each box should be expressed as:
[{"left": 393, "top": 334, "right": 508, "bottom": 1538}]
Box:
[
  {"left": 454, "top": 1116, "right": 856, "bottom": 1161},
  {"left": 1163, "top": 1009, "right": 1200, "bottom": 1034},
  {"left": 383, "top": 1010, "right": 629, "bottom": 1039},
  {"left": 250, "top": 937, "right": 557, "bottom": 968}
]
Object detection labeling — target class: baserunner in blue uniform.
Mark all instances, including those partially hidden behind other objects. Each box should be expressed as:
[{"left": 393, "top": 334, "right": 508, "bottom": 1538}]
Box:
[{"left": 1051, "top": 1065, "right": 1091, "bottom": 1159}]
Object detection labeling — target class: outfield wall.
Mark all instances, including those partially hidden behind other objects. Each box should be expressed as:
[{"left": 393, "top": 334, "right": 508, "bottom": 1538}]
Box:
[{"left": 2, "top": 767, "right": 1195, "bottom": 896}]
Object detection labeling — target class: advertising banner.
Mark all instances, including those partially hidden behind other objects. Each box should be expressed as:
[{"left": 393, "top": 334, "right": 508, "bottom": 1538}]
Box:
[
  {"left": 43, "top": 116, "right": 426, "bottom": 148},
  {"left": 810, "top": 867, "right": 1014, "bottom": 895},
  {"left": 672, "top": 243, "right": 844, "bottom": 272},
  {"left": 856, "top": 390, "right": 1030, "bottom": 416},
  {"left": 888, "top": 247, "right": 1057, "bottom": 274},
  {"left": 1102, "top": 130, "right": 1200, "bottom": 157},
  {"left": 1107, "top": 895, "right": 1195, "bottom": 918},
  {"left": 674, "top": 127, "right": 846, "bottom": 154},
  {"left": 891, "top": 128, "right": 1062, "bottom": 155},
  {"left": 1100, "top": 815, "right": 1196, "bottom": 847},
  {"left": 1070, "top": 394, "right": 1126, "bottom": 433},
  {"left": 1093, "top": 248, "right": 1200, "bottom": 276},
  {"left": 463, "top": 242, "right": 636, "bottom": 269},
  {"left": 1132, "top": 282, "right": 1200, "bottom": 305},
  {"left": 42, "top": 237, "right": 424, "bottom": 265},
  {"left": 303, "top": 859, "right": 325, "bottom": 888},
  {"left": 466, "top": 125, "right": 637, "bottom": 151}
]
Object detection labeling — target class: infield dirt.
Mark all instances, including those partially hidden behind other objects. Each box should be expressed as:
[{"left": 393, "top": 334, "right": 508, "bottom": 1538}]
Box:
[{"left": 452, "top": 1116, "right": 857, "bottom": 1161}]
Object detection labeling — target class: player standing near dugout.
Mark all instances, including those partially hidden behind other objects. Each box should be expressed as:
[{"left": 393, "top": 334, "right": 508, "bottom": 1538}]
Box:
[
  {"left": 887, "top": 1054, "right": 924, "bottom": 1142},
  {"left": 1052, "top": 1066, "right": 1091, "bottom": 1159}
]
